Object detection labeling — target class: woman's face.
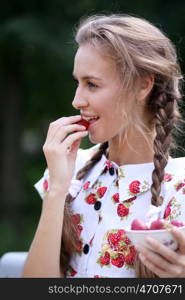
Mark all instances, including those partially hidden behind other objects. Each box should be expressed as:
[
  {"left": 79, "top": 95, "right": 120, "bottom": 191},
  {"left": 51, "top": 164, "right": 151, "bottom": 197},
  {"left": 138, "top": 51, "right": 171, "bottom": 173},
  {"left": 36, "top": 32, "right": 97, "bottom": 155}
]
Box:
[{"left": 72, "top": 44, "right": 129, "bottom": 144}]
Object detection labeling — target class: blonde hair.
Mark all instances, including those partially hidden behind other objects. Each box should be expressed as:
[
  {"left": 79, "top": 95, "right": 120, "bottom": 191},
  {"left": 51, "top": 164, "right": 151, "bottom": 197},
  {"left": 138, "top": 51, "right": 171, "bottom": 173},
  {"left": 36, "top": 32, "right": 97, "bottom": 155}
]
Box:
[
  {"left": 75, "top": 14, "right": 183, "bottom": 153},
  {"left": 60, "top": 14, "right": 184, "bottom": 278}
]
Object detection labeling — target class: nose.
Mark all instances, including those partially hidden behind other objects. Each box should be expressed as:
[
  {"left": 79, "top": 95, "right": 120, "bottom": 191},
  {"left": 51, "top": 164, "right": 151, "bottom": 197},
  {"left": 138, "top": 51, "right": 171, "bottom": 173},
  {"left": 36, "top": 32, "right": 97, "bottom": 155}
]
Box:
[{"left": 72, "top": 89, "right": 88, "bottom": 110}]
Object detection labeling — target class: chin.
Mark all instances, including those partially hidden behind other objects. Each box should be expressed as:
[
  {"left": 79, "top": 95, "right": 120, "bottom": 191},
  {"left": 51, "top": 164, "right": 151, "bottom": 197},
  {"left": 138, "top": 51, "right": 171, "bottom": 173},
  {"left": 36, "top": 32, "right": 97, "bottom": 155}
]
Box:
[{"left": 88, "top": 133, "right": 108, "bottom": 145}]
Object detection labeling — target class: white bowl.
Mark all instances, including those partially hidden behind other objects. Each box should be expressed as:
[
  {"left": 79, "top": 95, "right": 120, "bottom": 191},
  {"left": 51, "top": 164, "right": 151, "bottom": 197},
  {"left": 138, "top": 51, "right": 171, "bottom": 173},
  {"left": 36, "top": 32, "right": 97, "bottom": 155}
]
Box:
[{"left": 125, "top": 226, "right": 185, "bottom": 251}]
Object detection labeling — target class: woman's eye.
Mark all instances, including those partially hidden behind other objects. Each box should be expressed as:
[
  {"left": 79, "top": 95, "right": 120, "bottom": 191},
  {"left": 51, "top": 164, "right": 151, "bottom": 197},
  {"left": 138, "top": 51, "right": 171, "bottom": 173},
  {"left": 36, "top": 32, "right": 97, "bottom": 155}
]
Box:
[{"left": 87, "top": 81, "right": 98, "bottom": 89}]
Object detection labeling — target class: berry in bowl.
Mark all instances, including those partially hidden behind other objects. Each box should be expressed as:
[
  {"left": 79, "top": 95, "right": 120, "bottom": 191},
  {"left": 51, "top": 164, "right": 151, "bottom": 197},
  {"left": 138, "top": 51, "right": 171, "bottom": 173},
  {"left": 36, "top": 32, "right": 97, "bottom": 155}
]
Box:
[{"left": 125, "top": 218, "right": 185, "bottom": 251}]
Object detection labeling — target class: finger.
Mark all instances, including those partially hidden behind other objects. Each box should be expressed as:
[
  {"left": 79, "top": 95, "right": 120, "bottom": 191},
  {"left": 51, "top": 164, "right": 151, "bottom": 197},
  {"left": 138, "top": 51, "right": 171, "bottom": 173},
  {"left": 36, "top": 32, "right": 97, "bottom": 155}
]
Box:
[
  {"left": 144, "top": 236, "right": 179, "bottom": 264},
  {"left": 138, "top": 247, "right": 176, "bottom": 274},
  {"left": 51, "top": 123, "right": 87, "bottom": 146},
  {"left": 170, "top": 227, "right": 185, "bottom": 254},
  {"left": 51, "top": 115, "right": 82, "bottom": 126},
  {"left": 63, "top": 130, "right": 88, "bottom": 152},
  {"left": 138, "top": 252, "right": 172, "bottom": 277},
  {"left": 46, "top": 115, "right": 82, "bottom": 143}
]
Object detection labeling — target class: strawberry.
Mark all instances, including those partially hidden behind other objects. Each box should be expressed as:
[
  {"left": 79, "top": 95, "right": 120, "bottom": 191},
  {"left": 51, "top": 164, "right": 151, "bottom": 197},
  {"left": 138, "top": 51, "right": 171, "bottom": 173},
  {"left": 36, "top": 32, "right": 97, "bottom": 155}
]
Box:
[
  {"left": 97, "top": 187, "right": 107, "bottom": 198},
  {"left": 129, "top": 181, "right": 141, "bottom": 194},
  {"left": 163, "top": 173, "right": 173, "bottom": 182},
  {"left": 117, "top": 229, "right": 126, "bottom": 237},
  {"left": 99, "top": 251, "right": 110, "bottom": 265},
  {"left": 131, "top": 219, "right": 149, "bottom": 230},
  {"left": 67, "top": 266, "right": 77, "bottom": 277},
  {"left": 175, "top": 182, "right": 185, "bottom": 191},
  {"left": 111, "top": 253, "right": 125, "bottom": 268},
  {"left": 83, "top": 181, "right": 91, "bottom": 190},
  {"left": 108, "top": 233, "right": 120, "bottom": 249},
  {"left": 76, "top": 119, "right": 90, "bottom": 130},
  {"left": 164, "top": 204, "right": 171, "bottom": 218},
  {"left": 125, "top": 251, "right": 136, "bottom": 265},
  {"left": 105, "top": 160, "right": 114, "bottom": 168},
  {"left": 112, "top": 193, "right": 120, "bottom": 203},
  {"left": 170, "top": 220, "right": 185, "bottom": 227},
  {"left": 86, "top": 193, "right": 97, "bottom": 204},
  {"left": 150, "top": 218, "right": 173, "bottom": 230},
  {"left": 122, "top": 236, "right": 130, "bottom": 245},
  {"left": 117, "top": 203, "right": 129, "bottom": 217}
]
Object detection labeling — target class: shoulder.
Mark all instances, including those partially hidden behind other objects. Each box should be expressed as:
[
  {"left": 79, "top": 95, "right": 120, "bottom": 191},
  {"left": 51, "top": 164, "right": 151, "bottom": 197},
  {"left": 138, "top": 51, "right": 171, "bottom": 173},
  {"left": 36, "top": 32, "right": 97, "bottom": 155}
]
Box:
[
  {"left": 162, "top": 157, "right": 185, "bottom": 221},
  {"left": 164, "top": 157, "right": 185, "bottom": 183},
  {"left": 164, "top": 157, "right": 185, "bottom": 194},
  {"left": 167, "top": 156, "right": 185, "bottom": 172}
]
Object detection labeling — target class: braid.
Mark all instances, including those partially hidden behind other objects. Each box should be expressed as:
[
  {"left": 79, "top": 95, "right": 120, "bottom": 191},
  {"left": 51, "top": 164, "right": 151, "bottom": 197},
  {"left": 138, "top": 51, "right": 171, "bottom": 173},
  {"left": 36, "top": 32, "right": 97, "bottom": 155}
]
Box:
[
  {"left": 135, "top": 82, "right": 180, "bottom": 278},
  {"left": 148, "top": 82, "right": 177, "bottom": 206},
  {"left": 76, "top": 141, "right": 109, "bottom": 180},
  {"left": 60, "top": 142, "right": 108, "bottom": 275}
]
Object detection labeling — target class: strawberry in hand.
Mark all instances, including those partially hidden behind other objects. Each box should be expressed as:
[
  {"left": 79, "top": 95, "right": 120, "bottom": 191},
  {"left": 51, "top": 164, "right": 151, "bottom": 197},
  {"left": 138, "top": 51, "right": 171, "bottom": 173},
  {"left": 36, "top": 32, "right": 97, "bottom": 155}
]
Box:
[{"left": 75, "top": 119, "right": 90, "bottom": 130}]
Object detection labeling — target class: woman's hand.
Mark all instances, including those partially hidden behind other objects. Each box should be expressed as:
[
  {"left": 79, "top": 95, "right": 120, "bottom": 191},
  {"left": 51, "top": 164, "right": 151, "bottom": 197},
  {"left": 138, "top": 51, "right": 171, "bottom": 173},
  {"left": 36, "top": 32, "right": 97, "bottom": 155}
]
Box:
[
  {"left": 136, "top": 227, "right": 185, "bottom": 277},
  {"left": 43, "top": 115, "right": 88, "bottom": 193}
]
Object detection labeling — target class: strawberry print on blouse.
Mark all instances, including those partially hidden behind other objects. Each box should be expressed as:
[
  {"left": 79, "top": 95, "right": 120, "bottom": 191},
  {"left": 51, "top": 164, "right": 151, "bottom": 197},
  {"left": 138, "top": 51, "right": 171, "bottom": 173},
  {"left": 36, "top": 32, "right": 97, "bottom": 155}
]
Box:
[
  {"left": 117, "top": 203, "right": 130, "bottom": 219},
  {"left": 111, "top": 192, "right": 136, "bottom": 220},
  {"left": 164, "top": 197, "right": 181, "bottom": 220},
  {"left": 71, "top": 213, "right": 84, "bottom": 255},
  {"left": 66, "top": 266, "right": 77, "bottom": 277},
  {"left": 174, "top": 179, "right": 185, "bottom": 193},
  {"left": 97, "top": 229, "right": 137, "bottom": 270},
  {"left": 128, "top": 180, "right": 150, "bottom": 196},
  {"left": 83, "top": 181, "right": 91, "bottom": 190},
  {"left": 84, "top": 179, "right": 107, "bottom": 205},
  {"left": 163, "top": 173, "right": 173, "bottom": 182}
]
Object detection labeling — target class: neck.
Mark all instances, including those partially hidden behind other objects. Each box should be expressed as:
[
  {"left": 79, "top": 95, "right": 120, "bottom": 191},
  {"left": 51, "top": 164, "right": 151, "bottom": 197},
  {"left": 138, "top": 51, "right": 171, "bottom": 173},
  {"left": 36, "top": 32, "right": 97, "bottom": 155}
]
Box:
[{"left": 107, "top": 129, "right": 155, "bottom": 166}]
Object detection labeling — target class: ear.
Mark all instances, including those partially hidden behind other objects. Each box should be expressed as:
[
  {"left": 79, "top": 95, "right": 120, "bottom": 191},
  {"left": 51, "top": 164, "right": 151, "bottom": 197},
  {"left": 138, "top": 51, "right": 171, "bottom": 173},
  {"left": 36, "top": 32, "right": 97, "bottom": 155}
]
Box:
[{"left": 137, "top": 75, "right": 154, "bottom": 102}]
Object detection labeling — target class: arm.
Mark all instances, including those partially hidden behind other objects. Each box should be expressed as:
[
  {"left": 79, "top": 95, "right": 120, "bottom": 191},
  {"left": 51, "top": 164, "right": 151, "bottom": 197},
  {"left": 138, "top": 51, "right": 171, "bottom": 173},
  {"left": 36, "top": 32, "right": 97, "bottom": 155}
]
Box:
[
  {"left": 22, "top": 188, "right": 67, "bottom": 278},
  {"left": 22, "top": 115, "right": 88, "bottom": 278}
]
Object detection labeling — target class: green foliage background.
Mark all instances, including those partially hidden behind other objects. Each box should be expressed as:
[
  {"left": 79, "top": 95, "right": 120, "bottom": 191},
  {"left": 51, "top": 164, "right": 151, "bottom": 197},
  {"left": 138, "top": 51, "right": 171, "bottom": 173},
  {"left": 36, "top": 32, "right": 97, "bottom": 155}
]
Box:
[{"left": 0, "top": 0, "right": 185, "bottom": 256}]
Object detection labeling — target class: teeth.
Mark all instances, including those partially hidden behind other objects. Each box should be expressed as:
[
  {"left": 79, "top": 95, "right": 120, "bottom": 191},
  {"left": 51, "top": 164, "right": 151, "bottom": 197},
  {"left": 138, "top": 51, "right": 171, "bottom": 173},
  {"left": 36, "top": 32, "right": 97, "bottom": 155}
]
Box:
[{"left": 83, "top": 116, "right": 99, "bottom": 121}]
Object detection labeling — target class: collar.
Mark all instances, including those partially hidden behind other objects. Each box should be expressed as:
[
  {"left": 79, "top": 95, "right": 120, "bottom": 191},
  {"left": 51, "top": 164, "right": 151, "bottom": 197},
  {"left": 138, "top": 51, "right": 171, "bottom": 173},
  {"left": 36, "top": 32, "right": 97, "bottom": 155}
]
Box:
[
  {"left": 82, "top": 153, "right": 156, "bottom": 202},
  {"left": 71, "top": 144, "right": 184, "bottom": 203}
]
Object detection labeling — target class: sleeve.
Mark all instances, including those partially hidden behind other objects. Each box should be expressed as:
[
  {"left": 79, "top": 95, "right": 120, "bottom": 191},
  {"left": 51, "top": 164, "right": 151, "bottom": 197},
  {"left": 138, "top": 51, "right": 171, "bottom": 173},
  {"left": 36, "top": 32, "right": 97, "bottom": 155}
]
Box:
[
  {"left": 33, "top": 147, "right": 94, "bottom": 200},
  {"left": 162, "top": 174, "right": 185, "bottom": 222}
]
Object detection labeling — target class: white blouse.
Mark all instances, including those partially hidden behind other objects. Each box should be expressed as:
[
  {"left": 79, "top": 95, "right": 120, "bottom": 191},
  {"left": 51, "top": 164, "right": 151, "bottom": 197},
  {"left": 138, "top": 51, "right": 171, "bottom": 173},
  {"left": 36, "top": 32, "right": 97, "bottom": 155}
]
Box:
[{"left": 34, "top": 143, "right": 185, "bottom": 278}]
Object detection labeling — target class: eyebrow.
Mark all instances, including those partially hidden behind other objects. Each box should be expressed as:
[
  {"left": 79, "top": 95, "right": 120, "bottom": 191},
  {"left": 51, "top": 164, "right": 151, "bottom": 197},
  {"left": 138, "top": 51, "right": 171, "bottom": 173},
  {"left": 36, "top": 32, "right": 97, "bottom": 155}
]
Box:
[{"left": 72, "top": 73, "right": 103, "bottom": 81}]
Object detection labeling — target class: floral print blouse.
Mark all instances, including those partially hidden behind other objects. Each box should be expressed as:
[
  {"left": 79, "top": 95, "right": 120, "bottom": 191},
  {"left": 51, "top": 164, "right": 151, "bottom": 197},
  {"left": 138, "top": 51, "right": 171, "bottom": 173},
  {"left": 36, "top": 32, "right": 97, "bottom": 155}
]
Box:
[{"left": 34, "top": 143, "right": 185, "bottom": 278}]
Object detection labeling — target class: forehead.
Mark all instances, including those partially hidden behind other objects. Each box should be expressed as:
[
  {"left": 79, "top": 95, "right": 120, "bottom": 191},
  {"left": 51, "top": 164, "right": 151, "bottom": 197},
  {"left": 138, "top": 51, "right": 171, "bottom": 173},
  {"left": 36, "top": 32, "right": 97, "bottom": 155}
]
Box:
[{"left": 73, "top": 44, "right": 118, "bottom": 80}]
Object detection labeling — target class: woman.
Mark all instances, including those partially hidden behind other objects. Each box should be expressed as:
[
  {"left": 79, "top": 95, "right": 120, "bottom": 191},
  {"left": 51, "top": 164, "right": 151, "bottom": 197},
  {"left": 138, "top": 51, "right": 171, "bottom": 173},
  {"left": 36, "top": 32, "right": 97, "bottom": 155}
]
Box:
[{"left": 22, "top": 14, "right": 185, "bottom": 278}]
